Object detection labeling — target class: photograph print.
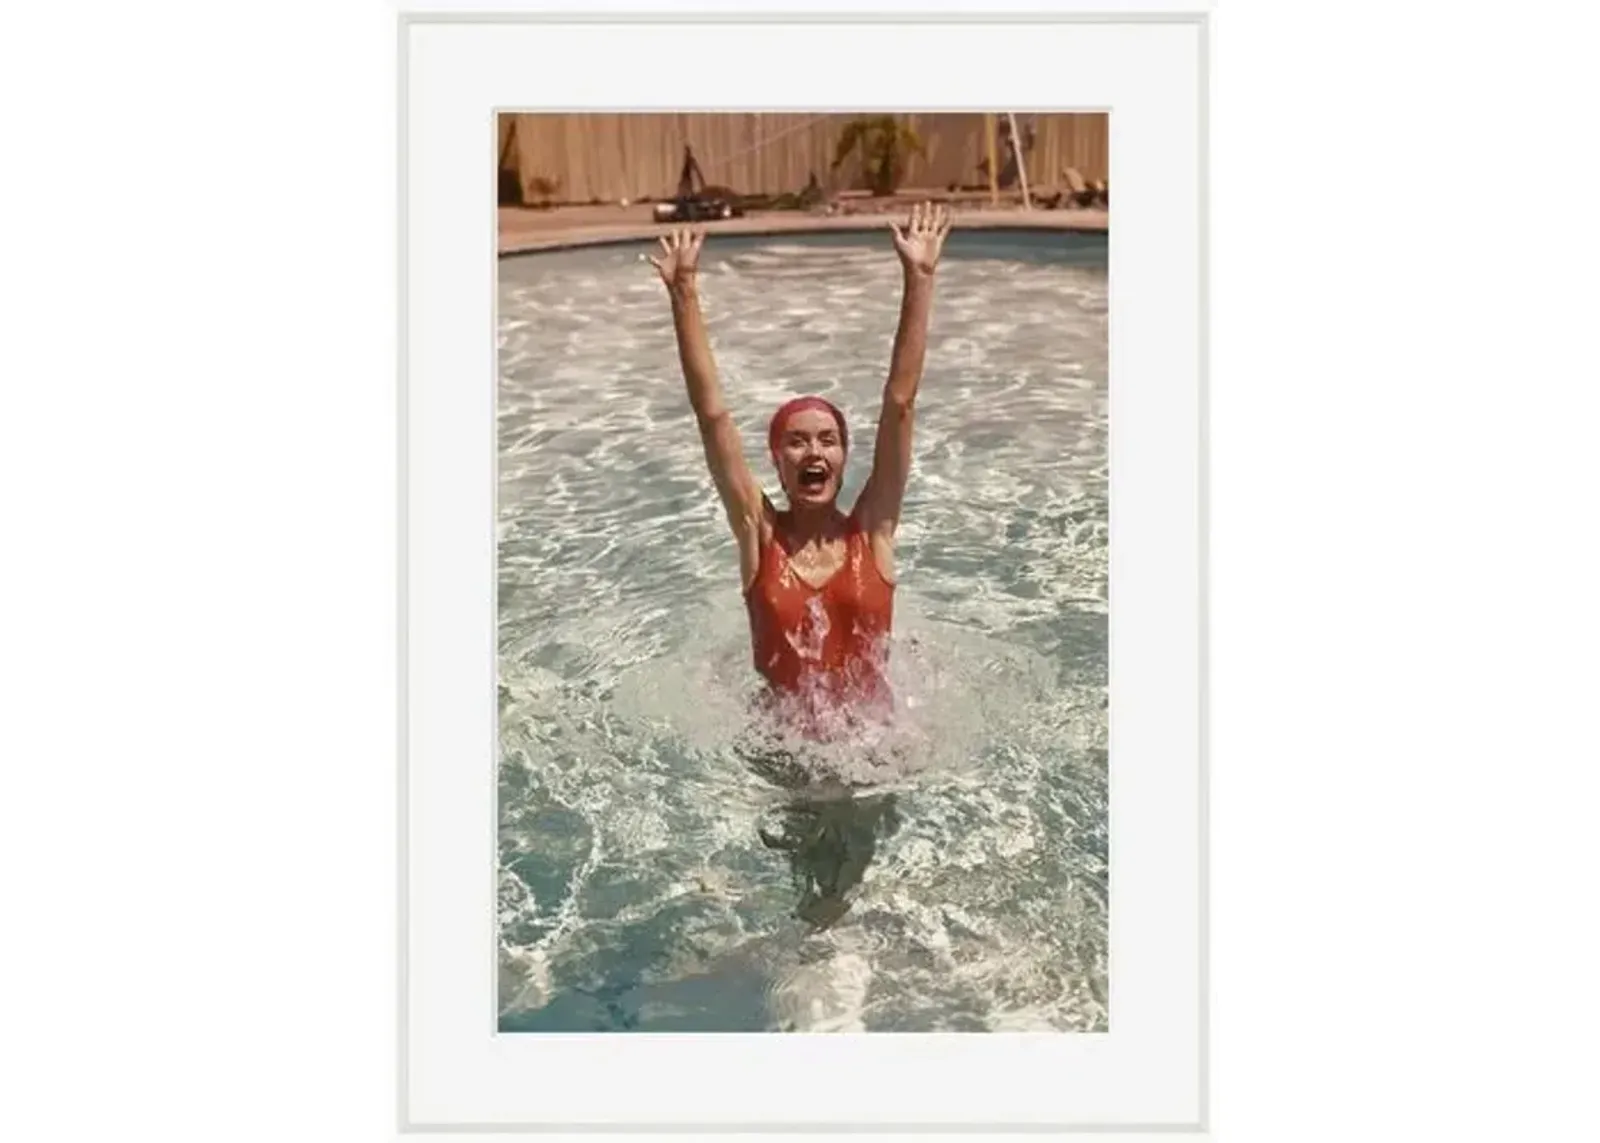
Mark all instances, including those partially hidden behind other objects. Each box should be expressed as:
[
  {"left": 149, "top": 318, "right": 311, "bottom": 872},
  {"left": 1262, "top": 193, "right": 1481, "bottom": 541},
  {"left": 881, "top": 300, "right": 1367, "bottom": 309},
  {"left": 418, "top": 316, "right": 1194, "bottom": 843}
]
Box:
[{"left": 494, "top": 112, "right": 1110, "bottom": 1033}]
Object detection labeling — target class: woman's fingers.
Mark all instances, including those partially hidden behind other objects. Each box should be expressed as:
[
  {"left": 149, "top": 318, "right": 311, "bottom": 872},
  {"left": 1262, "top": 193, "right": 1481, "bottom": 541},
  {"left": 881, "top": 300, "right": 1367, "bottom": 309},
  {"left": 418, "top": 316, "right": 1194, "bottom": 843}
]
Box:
[{"left": 894, "top": 201, "right": 955, "bottom": 247}]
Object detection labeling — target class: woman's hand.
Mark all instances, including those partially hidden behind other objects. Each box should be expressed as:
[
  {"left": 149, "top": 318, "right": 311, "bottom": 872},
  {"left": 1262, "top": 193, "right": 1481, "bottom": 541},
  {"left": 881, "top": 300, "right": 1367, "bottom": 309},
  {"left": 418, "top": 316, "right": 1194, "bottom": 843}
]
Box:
[
  {"left": 648, "top": 227, "right": 705, "bottom": 291},
  {"left": 891, "top": 202, "right": 953, "bottom": 278}
]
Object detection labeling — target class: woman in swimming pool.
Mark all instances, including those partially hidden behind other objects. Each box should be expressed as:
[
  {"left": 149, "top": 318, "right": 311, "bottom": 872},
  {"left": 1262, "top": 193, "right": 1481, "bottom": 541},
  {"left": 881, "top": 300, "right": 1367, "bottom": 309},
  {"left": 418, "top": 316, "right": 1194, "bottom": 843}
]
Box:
[{"left": 649, "top": 203, "right": 952, "bottom": 743}]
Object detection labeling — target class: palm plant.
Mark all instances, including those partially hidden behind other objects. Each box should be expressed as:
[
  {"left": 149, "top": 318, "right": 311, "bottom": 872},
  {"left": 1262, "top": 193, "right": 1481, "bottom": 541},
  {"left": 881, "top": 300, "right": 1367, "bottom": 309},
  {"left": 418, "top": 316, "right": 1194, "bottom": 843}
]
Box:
[{"left": 830, "top": 116, "right": 927, "bottom": 197}]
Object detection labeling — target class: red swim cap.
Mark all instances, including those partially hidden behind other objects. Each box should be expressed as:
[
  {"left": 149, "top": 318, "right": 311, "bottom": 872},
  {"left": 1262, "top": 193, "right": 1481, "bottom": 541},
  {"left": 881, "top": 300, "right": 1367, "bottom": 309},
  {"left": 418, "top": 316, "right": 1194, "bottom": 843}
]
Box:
[{"left": 767, "top": 396, "right": 849, "bottom": 458}]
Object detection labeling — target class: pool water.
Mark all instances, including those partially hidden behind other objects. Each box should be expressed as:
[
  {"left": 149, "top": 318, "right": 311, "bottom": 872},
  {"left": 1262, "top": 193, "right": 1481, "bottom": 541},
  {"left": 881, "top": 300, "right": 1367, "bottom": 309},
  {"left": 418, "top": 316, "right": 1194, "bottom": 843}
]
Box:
[{"left": 496, "top": 229, "right": 1108, "bottom": 1032}]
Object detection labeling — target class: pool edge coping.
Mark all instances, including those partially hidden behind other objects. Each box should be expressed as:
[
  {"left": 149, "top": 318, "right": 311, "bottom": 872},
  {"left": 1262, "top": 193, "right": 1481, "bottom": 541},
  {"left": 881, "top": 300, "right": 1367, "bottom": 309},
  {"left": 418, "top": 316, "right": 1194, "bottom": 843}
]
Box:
[{"left": 499, "top": 215, "right": 1109, "bottom": 257}]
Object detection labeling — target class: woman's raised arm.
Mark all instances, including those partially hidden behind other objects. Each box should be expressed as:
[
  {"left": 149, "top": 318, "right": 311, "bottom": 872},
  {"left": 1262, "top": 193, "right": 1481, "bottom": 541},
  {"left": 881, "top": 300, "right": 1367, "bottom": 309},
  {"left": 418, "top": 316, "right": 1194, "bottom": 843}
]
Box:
[
  {"left": 854, "top": 203, "right": 952, "bottom": 543},
  {"left": 650, "top": 228, "right": 768, "bottom": 585}
]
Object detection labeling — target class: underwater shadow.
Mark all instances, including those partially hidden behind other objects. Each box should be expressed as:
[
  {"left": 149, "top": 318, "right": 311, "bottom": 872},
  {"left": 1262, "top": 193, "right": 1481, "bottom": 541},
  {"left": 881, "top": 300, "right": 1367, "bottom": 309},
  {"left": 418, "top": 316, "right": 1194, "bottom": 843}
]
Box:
[
  {"left": 758, "top": 790, "right": 902, "bottom": 930},
  {"left": 743, "top": 740, "right": 905, "bottom": 931}
]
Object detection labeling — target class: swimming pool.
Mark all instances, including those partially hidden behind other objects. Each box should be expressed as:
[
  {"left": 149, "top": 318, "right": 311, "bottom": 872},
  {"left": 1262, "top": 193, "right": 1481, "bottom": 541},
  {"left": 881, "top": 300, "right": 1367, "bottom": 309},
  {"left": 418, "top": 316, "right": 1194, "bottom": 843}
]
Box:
[{"left": 496, "top": 229, "right": 1108, "bottom": 1032}]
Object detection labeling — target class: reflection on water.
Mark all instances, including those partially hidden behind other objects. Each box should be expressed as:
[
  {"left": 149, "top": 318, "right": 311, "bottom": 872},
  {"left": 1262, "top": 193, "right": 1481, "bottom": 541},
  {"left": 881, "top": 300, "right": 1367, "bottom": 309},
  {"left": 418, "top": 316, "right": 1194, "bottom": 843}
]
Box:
[{"left": 497, "top": 231, "right": 1108, "bottom": 1032}]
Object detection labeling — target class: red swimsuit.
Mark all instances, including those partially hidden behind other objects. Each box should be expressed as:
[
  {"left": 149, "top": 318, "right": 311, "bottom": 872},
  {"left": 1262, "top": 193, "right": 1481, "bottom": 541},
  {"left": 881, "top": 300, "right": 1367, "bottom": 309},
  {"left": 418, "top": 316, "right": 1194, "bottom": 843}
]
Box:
[{"left": 744, "top": 512, "right": 896, "bottom": 737}]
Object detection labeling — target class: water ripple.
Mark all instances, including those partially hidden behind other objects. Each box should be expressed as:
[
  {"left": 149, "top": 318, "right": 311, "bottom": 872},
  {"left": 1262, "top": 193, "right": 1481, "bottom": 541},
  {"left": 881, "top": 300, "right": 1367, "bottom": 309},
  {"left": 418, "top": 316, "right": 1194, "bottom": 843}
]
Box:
[{"left": 496, "top": 231, "right": 1107, "bottom": 1033}]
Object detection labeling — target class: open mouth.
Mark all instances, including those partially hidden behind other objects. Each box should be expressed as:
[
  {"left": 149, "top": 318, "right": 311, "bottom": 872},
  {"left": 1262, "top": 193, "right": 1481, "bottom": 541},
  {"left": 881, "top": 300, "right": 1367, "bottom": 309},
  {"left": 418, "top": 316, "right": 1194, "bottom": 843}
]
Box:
[{"left": 798, "top": 462, "right": 829, "bottom": 491}]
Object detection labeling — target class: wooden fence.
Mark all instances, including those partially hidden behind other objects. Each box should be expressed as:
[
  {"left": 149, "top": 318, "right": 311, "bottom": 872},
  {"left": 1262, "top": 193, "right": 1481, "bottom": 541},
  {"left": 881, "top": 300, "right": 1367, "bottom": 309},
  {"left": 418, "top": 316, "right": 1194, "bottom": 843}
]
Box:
[{"left": 498, "top": 113, "right": 1108, "bottom": 205}]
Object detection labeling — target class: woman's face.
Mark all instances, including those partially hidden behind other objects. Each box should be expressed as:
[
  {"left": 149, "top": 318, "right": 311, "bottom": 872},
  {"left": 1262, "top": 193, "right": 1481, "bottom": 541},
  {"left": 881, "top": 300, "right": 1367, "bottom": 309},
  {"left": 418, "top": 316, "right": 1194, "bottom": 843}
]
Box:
[{"left": 774, "top": 408, "right": 846, "bottom": 507}]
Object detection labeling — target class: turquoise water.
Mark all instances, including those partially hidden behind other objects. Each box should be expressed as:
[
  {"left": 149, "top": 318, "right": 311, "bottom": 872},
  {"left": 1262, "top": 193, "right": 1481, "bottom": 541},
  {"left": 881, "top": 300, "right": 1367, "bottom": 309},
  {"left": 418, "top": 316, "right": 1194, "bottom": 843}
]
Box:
[{"left": 496, "top": 230, "right": 1108, "bottom": 1032}]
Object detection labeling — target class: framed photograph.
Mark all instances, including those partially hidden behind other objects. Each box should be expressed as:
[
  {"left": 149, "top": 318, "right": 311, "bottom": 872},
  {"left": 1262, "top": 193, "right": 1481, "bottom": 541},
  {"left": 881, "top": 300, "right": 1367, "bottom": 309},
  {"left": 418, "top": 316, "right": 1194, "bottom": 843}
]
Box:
[{"left": 401, "top": 1, "right": 1208, "bottom": 1131}]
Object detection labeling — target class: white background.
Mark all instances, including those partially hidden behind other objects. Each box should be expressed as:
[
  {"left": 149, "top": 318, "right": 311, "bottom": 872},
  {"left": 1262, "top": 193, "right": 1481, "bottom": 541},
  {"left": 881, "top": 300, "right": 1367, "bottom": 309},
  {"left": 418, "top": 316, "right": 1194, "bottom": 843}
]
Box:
[
  {"left": 4, "top": 1, "right": 1599, "bottom": 1142},
  {"left": 405, "top": 15, "right": 1197, "bottom": 1130}
]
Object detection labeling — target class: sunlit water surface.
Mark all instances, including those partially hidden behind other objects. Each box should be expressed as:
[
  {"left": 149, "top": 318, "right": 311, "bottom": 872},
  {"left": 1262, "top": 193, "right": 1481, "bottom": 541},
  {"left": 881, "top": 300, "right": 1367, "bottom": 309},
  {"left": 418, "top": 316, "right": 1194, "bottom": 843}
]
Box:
[{"left": 497, "top": 230, "right": 1107, "bottom": 1032}]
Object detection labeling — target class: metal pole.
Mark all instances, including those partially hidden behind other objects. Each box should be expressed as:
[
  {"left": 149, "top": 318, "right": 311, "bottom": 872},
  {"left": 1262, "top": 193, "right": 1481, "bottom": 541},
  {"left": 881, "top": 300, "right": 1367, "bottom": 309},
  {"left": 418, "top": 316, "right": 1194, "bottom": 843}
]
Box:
[
  {"left": 1005, "top": 112, "right": 1033, "bottom": 210},
  {"left": 985, "top": 112, "right": 999, "bottom": 207}
]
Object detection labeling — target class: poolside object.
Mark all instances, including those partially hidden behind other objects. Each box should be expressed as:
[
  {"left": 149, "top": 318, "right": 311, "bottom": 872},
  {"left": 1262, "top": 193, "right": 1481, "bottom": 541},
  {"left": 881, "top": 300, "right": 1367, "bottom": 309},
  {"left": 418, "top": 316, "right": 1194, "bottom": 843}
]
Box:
[
  {"left": 1061, "top": 167, "right": 1102, "bottom": 209},
  {"left": 652, "top": 193, "right": 742, "bottom": 223}
]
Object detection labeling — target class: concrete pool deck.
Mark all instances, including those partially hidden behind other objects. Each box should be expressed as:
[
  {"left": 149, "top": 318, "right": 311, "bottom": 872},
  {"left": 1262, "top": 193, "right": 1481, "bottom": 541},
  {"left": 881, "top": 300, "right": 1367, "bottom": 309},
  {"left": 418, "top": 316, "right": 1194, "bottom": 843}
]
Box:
[{"left": 499, "top": 201, "right": 1108, "bottom": 255}]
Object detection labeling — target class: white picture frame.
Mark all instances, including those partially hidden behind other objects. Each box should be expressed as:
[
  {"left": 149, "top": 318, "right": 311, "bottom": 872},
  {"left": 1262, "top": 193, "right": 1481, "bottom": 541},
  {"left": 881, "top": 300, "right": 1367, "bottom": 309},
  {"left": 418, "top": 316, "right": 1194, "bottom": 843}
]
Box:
[{"left": 400, "top": 1, "right": 1209, "bottom": 1132}]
